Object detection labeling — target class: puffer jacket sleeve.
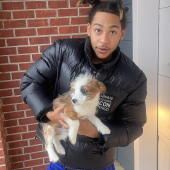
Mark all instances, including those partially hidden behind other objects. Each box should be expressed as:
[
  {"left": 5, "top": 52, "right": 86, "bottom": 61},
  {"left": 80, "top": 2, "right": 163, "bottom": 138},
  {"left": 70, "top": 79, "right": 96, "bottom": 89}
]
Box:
[
  {"left": 98, "top": 72, "right": 147, "bottom": 148},
  {"left": 20, "top": 40, "right": 63, "bottom": 123}
]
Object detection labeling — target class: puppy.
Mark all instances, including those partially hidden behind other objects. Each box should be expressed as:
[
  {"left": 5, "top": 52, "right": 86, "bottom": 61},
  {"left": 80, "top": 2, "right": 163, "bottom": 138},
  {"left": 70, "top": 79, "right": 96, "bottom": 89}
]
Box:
[{"left": 43, "top": 74, "right": 111, "bottom": 162}]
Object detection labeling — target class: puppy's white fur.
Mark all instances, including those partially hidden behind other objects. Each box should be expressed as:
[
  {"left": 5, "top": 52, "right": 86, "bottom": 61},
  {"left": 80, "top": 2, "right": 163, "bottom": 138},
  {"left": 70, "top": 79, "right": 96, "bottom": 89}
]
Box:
[{"left": 43, "top": 74, "right": 111, "bottom": 163}]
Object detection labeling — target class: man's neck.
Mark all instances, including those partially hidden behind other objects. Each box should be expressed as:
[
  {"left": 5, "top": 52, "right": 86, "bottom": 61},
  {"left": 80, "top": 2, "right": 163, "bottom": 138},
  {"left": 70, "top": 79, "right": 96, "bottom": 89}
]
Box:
[{"left": 92, "top": 53, "right": 112, "bottom": 64}]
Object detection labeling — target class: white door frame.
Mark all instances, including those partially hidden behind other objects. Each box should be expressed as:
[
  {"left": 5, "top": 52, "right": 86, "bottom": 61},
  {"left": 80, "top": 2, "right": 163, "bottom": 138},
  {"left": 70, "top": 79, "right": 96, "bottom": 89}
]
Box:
[{"left": 133, "top": 0, "right": 159, "bottom": 170}]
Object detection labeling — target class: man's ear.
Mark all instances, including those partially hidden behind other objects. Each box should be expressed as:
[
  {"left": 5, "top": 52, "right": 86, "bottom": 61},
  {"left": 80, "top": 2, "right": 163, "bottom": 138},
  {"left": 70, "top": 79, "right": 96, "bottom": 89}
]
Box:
[
  {"left": 120, "top": 29, "right": 126, "bottom": 40},
  {"left": 87, "top": 23, "right": 91, "bottom": 36}
]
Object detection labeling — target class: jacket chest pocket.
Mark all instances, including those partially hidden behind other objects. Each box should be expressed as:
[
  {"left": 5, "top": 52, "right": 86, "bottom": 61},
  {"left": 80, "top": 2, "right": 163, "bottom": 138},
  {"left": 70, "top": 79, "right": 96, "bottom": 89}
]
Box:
[{"left": 98, "top": 94, "right": 115, "bottom": 113}]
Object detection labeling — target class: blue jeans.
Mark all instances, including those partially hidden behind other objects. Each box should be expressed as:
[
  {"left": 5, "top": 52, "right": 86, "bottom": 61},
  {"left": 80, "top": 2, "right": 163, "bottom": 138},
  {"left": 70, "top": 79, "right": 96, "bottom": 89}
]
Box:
[{"left": 47, "top": 162, "right": 115, "bottom": 170}]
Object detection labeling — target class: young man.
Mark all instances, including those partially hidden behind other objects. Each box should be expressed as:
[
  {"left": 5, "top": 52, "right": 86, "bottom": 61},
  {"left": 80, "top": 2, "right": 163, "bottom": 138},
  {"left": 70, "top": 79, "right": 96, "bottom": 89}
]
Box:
[{"left": 20, "top": 0, "right": 147, "bottom": 170}]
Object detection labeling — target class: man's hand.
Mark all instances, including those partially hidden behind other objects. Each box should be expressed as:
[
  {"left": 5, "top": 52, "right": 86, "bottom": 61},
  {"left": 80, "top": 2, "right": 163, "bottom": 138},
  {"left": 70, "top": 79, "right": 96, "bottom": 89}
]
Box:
[
  {"left": 78, "top": 119, "right": 99, "bottom": 138},
  {"left": 46, "top": 106, "right": 65, "bottom": 123},
  {"left": 59, "top": 119, "right": 99, "bottom": 138}
]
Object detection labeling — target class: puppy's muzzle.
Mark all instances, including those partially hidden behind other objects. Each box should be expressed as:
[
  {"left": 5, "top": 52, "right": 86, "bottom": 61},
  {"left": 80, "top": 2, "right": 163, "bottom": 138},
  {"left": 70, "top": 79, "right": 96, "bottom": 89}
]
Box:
[{"left": 72, "top": 99, "right": 78, "bottom": 104}]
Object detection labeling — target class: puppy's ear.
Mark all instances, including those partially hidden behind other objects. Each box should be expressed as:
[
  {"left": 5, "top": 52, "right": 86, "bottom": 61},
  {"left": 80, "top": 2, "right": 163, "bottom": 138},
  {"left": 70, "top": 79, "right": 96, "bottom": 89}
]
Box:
[
  {"left": 70, "top": 82, "right": 75, "bottom": 93},
  {"left": 97, "top": 82, "right": 106, "bottom": 94}
]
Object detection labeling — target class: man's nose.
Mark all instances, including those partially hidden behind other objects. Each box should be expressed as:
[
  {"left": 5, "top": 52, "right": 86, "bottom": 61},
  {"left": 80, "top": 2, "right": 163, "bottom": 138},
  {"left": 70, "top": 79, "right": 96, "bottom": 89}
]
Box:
[
  {"left": 72, "top": 99, "right": 78, "bottom": 104},
  {"left": 100, "top": 33, "right": 109, "bottom": 44}
]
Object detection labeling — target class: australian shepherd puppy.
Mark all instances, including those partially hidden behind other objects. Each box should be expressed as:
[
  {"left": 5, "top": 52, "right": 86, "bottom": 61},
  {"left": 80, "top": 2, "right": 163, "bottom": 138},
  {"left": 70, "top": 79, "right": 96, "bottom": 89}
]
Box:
[{"left": 43, "top": 74, "right": 111, "bottom": 162}]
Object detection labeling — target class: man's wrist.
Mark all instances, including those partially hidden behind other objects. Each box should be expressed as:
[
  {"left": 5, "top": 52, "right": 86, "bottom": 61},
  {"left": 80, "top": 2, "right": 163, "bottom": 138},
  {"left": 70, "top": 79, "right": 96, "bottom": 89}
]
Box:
[{"left": 46, "top": 111, "right": 52, "bottom": 120}]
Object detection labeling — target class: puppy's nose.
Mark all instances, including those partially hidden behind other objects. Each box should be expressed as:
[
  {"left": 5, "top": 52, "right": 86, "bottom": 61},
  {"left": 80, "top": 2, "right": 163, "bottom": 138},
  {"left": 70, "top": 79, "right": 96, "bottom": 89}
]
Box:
[{"left": 72, "top": 99, "right": 78, "bottom": 104}]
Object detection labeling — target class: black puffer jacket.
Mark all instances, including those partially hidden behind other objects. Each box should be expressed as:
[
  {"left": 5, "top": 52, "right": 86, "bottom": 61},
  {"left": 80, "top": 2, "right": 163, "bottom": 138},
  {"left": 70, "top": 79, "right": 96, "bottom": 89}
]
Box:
[{"left": 20, "top": 37, "right": 147, "bottom": 170}]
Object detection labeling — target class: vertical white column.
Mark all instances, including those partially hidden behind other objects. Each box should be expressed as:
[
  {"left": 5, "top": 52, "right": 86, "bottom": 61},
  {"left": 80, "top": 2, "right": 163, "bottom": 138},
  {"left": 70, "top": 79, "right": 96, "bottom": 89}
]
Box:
[{"left": 133, "top": 0, "right": 159, "bottom": 170}]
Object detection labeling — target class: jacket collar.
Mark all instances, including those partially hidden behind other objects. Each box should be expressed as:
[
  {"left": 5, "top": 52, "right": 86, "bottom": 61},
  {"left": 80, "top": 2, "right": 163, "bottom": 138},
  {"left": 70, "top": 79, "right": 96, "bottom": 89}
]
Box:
[{"left": 84, "top": 36, "right": 120, "bottom": 70}]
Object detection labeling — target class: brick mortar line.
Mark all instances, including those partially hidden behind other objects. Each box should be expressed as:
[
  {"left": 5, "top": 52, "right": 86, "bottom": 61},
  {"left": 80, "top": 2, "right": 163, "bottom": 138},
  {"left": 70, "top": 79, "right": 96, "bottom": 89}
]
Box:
[
  {"left": 5, "top": 131, "right": 37, "bottom": 137},
  {"left": 68, "top": 0, "right": 70, "bottom": 8},
  {"left": 56, "top": 9, "right": 58, "bottom": 18},
  {"left": 2, "top": 20, "right": 4, "bottom": 29},
  {"left": 4, "top": 123, "right": 38, "bottom": 128},
  {"left": 13, "top": 28, "right": 16, "bottom": 38},
  {"left": 2, "top": 102, "right": 25, "bottom": 106},
  {"left": 12, "top": 88, "right": 15, "bottom": 96},
  {"left": 0, "top": 30, "right": 87, "bottom": 36},
  {"left": 38, "top": 45, "right": 40, "bottom": 53},
  {"left": 0, "top": 61, "right": 33, "bottom": 65},
  {"left": 32, "top": 8, "right": 36, "bottom": 21},
  {"left": 30, "top": 54, "right": 33, "bottom": 62},
  {"left": 11, "top": 7, "right": 14, "bottom": 20},
  {"left": 1, "top": 103, "right": 30, "bottom": 106},
  {"left": 0, "top": 45, "right": 49, "bottom": 50},
  {"left": 47, "top": 18, "right": 50, "bottom": 27},
  {"left": 2, "top": 111, "right": 31, "bottom": 114},
  {"left": 4, "top": 118, "right": 36, "bottom": 122},
  {"left": 0, "top": 79, "right": 24, "bottom": 82},
  {"left": 9, "top": 157, "right": 49, "bottom": 164},
  {"left": 46, "top": 1, "right": 48, "bottom": 9},
  {"left": 0, "top": 88, "right": 18, "bottom": 95},
  {"left": 0, "top": 27, "right": 87, "bottom": 31},
  {"left": 6, "top": 138, "right": 39, "bottom": 145},
  {"left": 0, "top": 7, "right": 90, "bottom": 11},
  {"left": 0, "top": 19, "right": 88, "bottom": 25},
  {"left": 2, "top": 102, "right": 25, "bottom": 107},
  {"left": 14, "top": 103, "right": 17, "bottom": 111},
  {"left": 4, "top": 126, "right": 37, "bottom": 131},
  {"left": 0, "top": 32, "right": 87, "bottom": 41},
  {"left": 23, "top": 1, "right": 26, "bottom": 10},
  {"left": 10, "top": 154, "right": 48, "bottom": 158},
  {"left": 26, "top": 124, "right": 29, "bottom": 133},
  {"left": 25, "top": 19, "right": 28, "bottom": 28},
  {"left": 0, "top": 15, "right": 88, "bottom": 20},
  {"left": 0, "top": 163, "right": 5, "bottom": 166},
  {"left": 0, "top": 43, "right": 51, "bottom": 48},
  {"left": 4, "top": 120, "right": 37, "bottom": 126},
  {"left": 9, "top": 151, "right": 47, "bottom": 156}
]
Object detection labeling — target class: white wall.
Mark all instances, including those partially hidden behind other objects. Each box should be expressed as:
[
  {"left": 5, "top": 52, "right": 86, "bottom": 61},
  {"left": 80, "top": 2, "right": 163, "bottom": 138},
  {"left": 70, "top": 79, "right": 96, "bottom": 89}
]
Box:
[
  {"left": 158, "top": 1, "right": 170, "bottom": 170},
  {"left": 133, "top": 0, "right": 159, "bottom": 170}
]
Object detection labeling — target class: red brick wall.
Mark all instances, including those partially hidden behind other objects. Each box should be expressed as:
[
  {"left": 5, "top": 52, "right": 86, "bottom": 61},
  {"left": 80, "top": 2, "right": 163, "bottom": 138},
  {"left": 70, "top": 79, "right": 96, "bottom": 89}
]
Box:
[{"left": 0, "top": 1, "right": 90, "bottom": 169}]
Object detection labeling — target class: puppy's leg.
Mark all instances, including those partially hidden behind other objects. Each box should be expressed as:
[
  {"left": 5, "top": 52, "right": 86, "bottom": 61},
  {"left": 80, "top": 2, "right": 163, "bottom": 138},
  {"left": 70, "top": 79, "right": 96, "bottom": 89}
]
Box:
[
  {"left": 53, "top": 131, "right": 68, "bottom": 155},
  {"left": 87, "top": 115, "right": 111, "bottom": 135},
  {"left": 43, "top": 124, "right": 59, "bottom": 162},
  {"left": 64, "top": 116, "right": 79, "bottom": 145}
]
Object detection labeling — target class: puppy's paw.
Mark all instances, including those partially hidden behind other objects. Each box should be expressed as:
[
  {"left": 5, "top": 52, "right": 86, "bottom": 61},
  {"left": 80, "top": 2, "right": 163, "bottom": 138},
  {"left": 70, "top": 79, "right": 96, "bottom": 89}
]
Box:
[
  {"left": 49, "top": 151, "right": 59, "bottom": 163},
  {"left": 69, "top": 136, "right": 76, "bottom": 145},
  {"left": 68, "top": 130, "right": 77, "bottom": 145},
  {"left": 98, "top": 126, "right": 111, "bottom": 135}
]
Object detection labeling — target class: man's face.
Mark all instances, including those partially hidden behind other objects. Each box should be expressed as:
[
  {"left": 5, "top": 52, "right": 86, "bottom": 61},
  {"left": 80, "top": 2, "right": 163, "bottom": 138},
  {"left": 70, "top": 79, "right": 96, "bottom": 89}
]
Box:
[{"left": 87, "top": 12, "right": 126, "bottom": 63}]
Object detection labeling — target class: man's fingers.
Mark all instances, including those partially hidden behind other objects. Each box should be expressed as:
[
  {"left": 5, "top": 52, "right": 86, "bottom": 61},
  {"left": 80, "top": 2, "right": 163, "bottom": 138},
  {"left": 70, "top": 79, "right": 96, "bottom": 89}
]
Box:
[
  {"left": 59, "top": 120, "right": 69, "bottom": 130},
  {"left": 54, "top": 105, "right": 65, "bottom": 113},
  {"left": 53, "top": 106, "right": 66, "bottom": 121}
]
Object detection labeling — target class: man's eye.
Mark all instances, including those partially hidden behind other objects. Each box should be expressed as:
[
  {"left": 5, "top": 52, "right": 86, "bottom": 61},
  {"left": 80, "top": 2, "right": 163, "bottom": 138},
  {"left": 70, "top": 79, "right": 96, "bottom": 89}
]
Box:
[
  {"left": 110, "top": 31, "right": 116, "bottom": 34},
  {"left": 95, "top": 29, "right": 101, "bottom": 33},
  {"left": 80, "top": 88, "right": 87, "bottom": 94}
]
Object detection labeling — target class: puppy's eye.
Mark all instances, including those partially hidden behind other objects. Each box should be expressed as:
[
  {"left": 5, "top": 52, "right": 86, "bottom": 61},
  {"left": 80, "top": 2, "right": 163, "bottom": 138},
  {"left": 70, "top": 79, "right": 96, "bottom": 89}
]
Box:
[{"left": 80, "top": 88, "right": 87, "bottom": 95}]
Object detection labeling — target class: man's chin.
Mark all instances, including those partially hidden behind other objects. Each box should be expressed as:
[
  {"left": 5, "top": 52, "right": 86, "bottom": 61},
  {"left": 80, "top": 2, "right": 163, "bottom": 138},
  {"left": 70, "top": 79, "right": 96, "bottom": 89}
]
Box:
[{"left": 96, "top": 53, "right": 112, "bottom": 61}]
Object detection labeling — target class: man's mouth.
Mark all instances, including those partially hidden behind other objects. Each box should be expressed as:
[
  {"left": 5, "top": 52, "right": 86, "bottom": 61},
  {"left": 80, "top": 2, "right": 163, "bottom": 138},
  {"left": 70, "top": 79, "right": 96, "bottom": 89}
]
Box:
[{"left": 97, "top": 47, "right": 109, "bottom": 54}]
